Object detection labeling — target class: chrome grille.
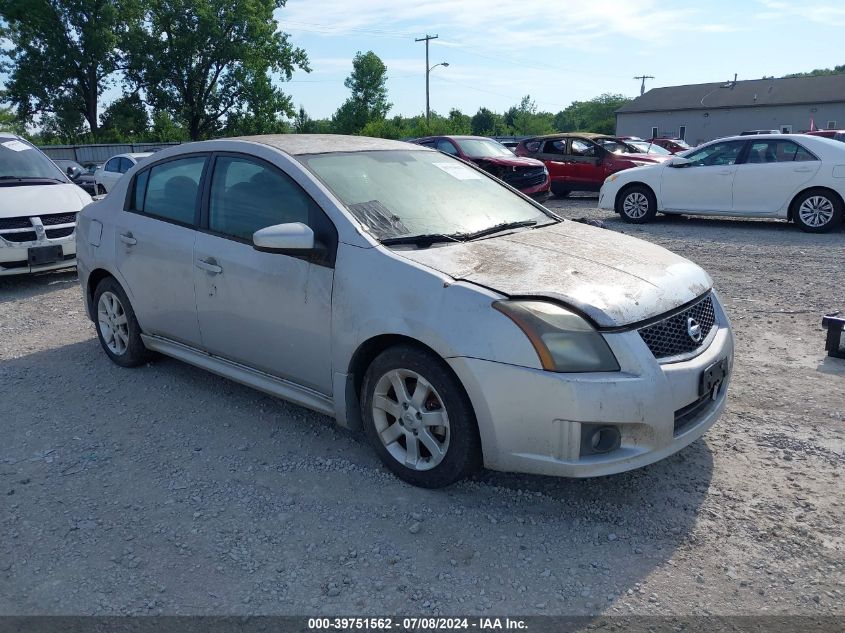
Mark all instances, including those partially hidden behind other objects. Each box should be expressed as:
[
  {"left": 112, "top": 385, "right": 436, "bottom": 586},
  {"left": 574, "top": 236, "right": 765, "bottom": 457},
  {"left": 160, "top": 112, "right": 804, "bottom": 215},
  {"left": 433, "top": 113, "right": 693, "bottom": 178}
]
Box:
[{"left": 638, "top": 294, "right": 716, "bottom": 360}]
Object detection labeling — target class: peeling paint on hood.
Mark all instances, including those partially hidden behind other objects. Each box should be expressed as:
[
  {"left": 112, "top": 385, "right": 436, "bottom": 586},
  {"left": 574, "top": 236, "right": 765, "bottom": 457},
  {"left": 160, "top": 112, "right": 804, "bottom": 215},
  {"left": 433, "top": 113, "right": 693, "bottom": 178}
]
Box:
[{"left": 395, "top": 221, "right": 713, "bottom": 327}]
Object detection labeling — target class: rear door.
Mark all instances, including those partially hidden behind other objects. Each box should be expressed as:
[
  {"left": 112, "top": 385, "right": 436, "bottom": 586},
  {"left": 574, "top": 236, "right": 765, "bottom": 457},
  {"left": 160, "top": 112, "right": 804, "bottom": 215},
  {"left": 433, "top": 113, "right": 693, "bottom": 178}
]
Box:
[
  {"left": 192, "top": 153, "right": 336, "bottom": 394},
  {"left": 660, "top": 140, "right": 745, "bottom": 212},
  {"left": 731, "top": 140, "right": 820, "bottom": 214},
  {"left": 113, "top": 154, "right": 208, "bottom": 346}
]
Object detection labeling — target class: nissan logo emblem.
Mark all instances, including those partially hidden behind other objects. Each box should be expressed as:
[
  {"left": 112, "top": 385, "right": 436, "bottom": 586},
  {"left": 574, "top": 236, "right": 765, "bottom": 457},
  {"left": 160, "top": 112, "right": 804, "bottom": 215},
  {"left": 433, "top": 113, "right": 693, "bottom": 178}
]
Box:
[{"left": 687, "top": 317, "right": 703, "bottom": 343}]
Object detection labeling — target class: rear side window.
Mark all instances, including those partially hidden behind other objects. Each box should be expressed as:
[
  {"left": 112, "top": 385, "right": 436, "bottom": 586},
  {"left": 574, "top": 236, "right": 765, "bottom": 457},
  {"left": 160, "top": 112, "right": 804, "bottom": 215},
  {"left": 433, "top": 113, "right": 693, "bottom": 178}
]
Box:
[
  {"left": 118, "top": 157, "right": 134, "bottom": 173},
  {"left": 208, "top": 156, "right": 318, "bottom": 242},
  {"left": 746, "top": 140, "right": 817, "bottom": 163},
  {"left": 133, "top": 156, "right": 206, "bottom": 225},
  {"left": 105, "top": 158, "right": 120, "bottom": 172},
  {"left": 542, "top": 140, "right": 566, "bottom": 155}
]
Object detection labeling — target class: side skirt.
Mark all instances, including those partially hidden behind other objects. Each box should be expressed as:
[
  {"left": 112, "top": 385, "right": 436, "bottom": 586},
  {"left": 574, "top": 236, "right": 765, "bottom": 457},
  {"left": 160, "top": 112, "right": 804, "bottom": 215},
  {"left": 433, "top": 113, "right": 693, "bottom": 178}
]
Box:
[{"left": 140, "top": 334, "right": 335, "bottom": 417}]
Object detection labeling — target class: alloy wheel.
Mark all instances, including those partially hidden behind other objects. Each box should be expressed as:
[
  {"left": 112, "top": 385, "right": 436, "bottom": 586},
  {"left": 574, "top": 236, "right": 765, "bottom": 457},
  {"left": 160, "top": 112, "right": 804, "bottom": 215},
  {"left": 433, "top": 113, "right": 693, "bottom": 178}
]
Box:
[
  {"left": 798, "top": 196, "right": 834, "bottom": 228},
  {"left": 623, "top": 192, "right": 649, "bottom": 218},
  {"left": 97, "top": 291, "right": 130, "bottom": 355},
  {"left": 371, "top": 368, "right": 450, "bottom": 471}
]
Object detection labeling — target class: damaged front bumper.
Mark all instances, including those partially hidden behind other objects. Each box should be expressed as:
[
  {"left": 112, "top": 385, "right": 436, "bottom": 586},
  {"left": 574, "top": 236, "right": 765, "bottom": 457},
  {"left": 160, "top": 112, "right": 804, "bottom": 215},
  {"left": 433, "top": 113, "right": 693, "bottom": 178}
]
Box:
[{"left": 447, "top": 302, "right": 734, "bottom": 478}]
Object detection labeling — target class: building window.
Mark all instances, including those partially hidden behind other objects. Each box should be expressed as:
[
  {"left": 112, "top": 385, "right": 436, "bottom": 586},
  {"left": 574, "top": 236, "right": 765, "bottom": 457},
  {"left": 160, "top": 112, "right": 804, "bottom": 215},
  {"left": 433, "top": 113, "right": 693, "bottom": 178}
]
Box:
[
  {"left": 651, "top": 126, "right": 659, "bottom": 139},
  {"left": 827, "top": 121, "right": 837, "bottom": 130},
  {"left": 678, "top": 125, "right": 686, "bottom": 140},
  {"left": 781, "top": 125, "right": 792, "bottom": 133}
]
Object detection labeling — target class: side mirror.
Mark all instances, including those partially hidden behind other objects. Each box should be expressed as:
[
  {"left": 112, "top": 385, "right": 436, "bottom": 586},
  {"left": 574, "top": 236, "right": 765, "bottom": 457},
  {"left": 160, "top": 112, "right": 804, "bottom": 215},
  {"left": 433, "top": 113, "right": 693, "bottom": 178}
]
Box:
[
  {"left": 67, "top": 166, "right": 81, "bottom": 178},
  {"left": 253, "top": 222, "right": 315, "bottom": 254},
  {"left": 666, "top": 156, "right": 691, "bottom": 168}
]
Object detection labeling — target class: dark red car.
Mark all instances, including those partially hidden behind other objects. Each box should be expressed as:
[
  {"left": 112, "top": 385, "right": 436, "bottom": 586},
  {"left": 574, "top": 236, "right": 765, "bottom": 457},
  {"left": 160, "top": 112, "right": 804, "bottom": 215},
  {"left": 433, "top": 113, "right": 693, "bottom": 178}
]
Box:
[
  {"left": 412, "top": 135, "right": 550, "bottom": 200},
  {"left": 650, "top": 137, "right": 693, "bottom": 154},
  {"left": 515, "top": 133, "right": 669, "bottom": 196},
  {"left": 805, "top": 130, "right": 845, "bottom": 143}
]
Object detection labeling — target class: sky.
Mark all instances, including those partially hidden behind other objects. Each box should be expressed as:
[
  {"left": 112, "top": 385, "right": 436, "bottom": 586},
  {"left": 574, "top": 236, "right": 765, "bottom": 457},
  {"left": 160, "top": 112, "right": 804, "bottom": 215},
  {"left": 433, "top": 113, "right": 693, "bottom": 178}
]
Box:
[{"left": 278, "top": 0, "right": 845, "bottom": 119}]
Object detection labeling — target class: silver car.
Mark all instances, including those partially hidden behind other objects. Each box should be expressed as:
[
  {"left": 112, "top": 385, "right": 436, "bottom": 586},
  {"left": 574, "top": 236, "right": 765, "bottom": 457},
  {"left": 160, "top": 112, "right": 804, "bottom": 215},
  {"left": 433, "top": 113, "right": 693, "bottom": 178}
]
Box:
[{"left": 76, "top": 135, "right": 734, "bottom": 488}]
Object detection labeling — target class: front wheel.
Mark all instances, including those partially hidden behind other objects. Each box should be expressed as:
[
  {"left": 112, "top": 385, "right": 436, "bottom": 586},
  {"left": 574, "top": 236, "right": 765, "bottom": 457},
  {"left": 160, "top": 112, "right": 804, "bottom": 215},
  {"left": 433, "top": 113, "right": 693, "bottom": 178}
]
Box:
[
  {"left": 361, "top": 345, "right": 481, "bottom": 488},
  {"left": 793, "top": 189, "right": 843, "bottom": 233},
  {"left": 617, "top": 185, "right": 657, "bottom": 223}
]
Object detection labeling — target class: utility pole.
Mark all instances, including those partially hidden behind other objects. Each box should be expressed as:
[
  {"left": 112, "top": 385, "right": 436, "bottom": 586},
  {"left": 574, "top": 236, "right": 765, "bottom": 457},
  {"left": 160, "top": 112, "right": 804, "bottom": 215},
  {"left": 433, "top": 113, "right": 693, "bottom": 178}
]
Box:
[
  {"left": 634, "top": 75, "right": 654, "bottom": 96},
  {"left": 416, "top": 34, "right": 438, "bottom": 123}
]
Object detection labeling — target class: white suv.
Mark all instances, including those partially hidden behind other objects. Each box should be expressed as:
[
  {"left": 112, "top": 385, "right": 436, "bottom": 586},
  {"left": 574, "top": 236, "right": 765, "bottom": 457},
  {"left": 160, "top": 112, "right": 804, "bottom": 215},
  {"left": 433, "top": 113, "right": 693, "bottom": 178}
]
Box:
[{"left": 0, "top": 134, "right": 91, "bottom": 275}]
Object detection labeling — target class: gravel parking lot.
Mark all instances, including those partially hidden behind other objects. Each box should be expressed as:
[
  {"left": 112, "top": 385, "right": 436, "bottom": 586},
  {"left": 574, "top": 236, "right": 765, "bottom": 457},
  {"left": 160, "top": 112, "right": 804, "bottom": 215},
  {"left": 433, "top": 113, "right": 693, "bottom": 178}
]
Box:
[{"left": 1, "top": 198, "right": 843, "bottom": 617}]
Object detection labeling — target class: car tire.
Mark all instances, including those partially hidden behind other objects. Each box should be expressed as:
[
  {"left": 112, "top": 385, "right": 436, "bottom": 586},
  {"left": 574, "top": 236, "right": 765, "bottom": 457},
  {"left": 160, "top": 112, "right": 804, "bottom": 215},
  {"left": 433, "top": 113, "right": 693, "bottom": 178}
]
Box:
[
  {"left": 792, "top": 189, "right": 843, "bottom": 233},
  {"left": 551, "top": 184, "right": 570, "bottom": 198},
  {"left": 93, "top": 277, "right": 152, "bottom": 368},
  {"left": 361, "top": 345, "right": 481, "bottom": 488},
  {"left": 617, "top": 185, "right": 657, "bottom": 223},
  {"left": 97, "top": 184, "right": 107, "bottom": 195}
]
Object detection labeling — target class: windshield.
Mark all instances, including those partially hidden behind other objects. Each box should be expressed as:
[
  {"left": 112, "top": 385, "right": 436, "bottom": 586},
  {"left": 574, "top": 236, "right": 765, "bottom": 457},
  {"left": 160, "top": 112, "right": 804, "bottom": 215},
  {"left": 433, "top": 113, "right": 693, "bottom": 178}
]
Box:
[
  {"left": 0, "top": 138, "right": 66, "bottom": 181},
  {"left": 595, "top": 138, "right": 634, "bottom": 154},
  {"left": 629, "top": 141, "right": 671, "bottom": 155},
  {"left": 301, "top": 150, "right": 554, "bottom": 241},
  {"left": 456, "top": 138, "right": 514, "bottom": 158}
]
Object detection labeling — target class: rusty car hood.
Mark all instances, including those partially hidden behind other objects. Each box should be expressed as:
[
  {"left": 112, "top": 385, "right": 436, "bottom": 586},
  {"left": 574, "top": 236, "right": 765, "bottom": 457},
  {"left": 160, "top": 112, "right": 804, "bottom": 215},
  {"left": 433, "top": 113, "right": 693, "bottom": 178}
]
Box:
[{"left": 396, "top": 221, "right": 713, "bottom": 327}]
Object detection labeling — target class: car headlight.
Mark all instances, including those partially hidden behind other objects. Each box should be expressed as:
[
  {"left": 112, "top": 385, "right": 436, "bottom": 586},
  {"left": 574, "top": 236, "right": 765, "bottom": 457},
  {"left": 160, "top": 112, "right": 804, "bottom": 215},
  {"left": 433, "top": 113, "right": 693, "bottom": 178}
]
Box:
[{"left": 493, "top": 300, "right": 620, "bottom": 372}]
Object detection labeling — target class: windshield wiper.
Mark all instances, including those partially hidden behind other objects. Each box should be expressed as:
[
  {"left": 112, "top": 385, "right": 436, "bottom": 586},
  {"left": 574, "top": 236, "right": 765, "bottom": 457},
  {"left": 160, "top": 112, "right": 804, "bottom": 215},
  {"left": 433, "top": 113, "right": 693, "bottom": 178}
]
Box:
[
  {"left": 459, "top": 220, "right": 538, "bottom": 241},
  {"left": 0, "top": 176, "right": 64, "bottom": 184},
  {"left": 380, "top": 233, "right": 463, "bottom": 247}
]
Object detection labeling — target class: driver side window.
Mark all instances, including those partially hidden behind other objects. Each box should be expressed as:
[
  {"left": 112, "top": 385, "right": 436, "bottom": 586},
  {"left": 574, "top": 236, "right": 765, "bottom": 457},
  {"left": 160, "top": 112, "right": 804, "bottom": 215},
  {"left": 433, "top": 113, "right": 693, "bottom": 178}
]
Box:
[{"left": 685, "top": 141, "right": 745, "bottom": 167}]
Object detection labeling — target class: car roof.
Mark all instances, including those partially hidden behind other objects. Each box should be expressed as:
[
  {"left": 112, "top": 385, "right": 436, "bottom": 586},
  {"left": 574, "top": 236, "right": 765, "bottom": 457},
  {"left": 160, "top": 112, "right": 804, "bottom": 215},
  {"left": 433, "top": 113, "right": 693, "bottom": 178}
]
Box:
[
  {"left": 526, "top": 132, "right": 611, "bottom": 141},
  {"left": 232, "top": 134, "right": 424, "bottom": 156}
]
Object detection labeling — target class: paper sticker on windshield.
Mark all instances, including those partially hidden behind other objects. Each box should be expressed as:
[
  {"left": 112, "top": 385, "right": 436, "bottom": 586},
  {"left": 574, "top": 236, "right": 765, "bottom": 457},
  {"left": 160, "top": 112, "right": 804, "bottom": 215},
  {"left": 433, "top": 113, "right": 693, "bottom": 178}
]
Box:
[
  {"left": 433, "top": 162, "right": 483, "bottom": 180},
  {"left": 1, "top": 140, "right": 31, "bottom": 152}
]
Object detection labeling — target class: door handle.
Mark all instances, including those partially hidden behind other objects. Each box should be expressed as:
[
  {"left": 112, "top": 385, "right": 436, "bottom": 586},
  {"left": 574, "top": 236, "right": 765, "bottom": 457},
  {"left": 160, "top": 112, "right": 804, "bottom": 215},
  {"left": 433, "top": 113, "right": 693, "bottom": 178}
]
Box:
[
  {"left": 195, "top": 258, "right": 223, "bottom": 274},
  {"left": 119, "top": 233, "right": 137, "bottom": 246}
]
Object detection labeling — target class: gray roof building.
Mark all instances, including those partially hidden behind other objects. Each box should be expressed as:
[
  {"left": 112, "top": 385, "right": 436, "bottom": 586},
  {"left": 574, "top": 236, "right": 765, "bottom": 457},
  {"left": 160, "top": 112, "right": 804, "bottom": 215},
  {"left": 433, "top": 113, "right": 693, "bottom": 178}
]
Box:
[{"left": 615, "top": 74, "right": 845, "bottom": 145}]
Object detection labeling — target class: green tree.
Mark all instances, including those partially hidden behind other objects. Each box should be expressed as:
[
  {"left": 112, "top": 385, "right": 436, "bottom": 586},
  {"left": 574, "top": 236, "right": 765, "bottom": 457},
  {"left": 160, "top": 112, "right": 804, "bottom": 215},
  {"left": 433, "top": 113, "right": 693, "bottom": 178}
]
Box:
[
  {"left": 0, "top": 106, "right": 24, "bottom": 134},
  {"left": 126, "top": 0, "right": 309, "bottom": 140},
  {"left": 100, "top": 93, "right": 150, "bottom": 140},
  {"left": 332, "top": 51, "right": 391, "bottom": 134},
  {"left": 471, "top": 107, "right": 504, "bottom": 135},
  {"left": 148, "top": 110, "right": 189, "bottom": 142},
  {"left": 0, "top": 0, "right": 137, "bottom": 134},
  {"left": 783, "top": 64, "right": 845, "bottom": 78},
  {"left": 554, "top": 93, "right": 631, "bottom": 135}
]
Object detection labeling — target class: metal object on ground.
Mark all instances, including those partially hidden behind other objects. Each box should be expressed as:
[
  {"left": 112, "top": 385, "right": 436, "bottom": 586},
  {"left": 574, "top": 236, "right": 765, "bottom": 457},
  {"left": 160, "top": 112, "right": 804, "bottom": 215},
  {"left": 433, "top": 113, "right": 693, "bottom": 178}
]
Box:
[{"left": 821, "top": 311, "right": 845, "bottom": 359}]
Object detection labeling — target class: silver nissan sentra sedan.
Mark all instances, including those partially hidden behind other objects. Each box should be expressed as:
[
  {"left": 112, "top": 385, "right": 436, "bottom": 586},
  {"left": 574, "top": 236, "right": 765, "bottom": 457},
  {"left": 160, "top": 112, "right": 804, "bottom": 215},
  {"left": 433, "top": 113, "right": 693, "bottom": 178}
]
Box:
[{"left": 76, "top": 134, "right": 733, "bottom": 488}]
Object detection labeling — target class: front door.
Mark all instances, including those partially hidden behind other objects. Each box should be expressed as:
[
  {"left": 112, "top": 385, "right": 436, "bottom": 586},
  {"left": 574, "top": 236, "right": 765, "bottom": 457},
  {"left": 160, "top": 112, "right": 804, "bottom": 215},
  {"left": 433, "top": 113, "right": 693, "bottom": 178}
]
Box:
[
  {"left": 193, "top": 154, "right": 336, "bottom": 395},
  {"left": 731, "top": 139, "right": 820, "bottom": 214},
  {"left": 660, "top": 140, "right": 746, "bottom": 212},
  {"left": 113, "top": 154, "right": 207, "bottom": 346}
]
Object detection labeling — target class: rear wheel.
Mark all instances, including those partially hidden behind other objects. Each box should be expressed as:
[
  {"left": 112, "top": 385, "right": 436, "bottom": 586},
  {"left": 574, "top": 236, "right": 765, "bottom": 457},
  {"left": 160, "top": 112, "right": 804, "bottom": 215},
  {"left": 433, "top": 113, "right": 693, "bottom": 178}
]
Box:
[
  {"left": 792, "top": 189, "right": 843, "bottom": 233},
  {"left": 93, "top": 277, "right": 151, "bottom": 367},
  {"left": 361, "top": 345, "right": 481, "bottom": 488},
  {"left": 96, "top": 184, "right": 107, "bottom": 195},
  {"left": 551, "top": 183, "right": 570, "bottom": 198},
  {"left": 617, "top": 185, "right": 657, "bottom": 223}
]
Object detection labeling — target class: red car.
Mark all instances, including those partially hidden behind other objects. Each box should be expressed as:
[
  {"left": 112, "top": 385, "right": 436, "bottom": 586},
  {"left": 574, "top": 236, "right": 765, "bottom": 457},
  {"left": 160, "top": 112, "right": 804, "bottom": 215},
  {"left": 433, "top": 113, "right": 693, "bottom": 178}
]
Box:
[
  {"left": 649, "top": 137, "right": 692, "bottom": 154},
  {"left": 515, "top": 133, "right": 669, "bottom": 196},
  {"left": 412, "top": 135, "right": 550, "bottom": 200},
  {"left": 805, "top": 130, "right": 845, "bottom": 143}
]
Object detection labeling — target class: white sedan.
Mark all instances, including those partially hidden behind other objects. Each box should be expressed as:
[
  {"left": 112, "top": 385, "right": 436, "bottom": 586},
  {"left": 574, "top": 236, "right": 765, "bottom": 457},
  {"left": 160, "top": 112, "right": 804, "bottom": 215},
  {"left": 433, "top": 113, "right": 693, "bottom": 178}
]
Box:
[
  {"left": 94, "top": 152, "right": 152, "bottom": 194},
  {"left": 599, "top": 134, "right": 845, "bottom": 232}
]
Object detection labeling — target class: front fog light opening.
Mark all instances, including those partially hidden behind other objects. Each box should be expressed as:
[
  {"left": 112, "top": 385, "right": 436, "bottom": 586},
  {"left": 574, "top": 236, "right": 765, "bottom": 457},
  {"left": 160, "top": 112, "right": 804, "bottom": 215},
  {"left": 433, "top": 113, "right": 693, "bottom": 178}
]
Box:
[{"left": 580, "top": 424, "right": 621, "bottom": 456}]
